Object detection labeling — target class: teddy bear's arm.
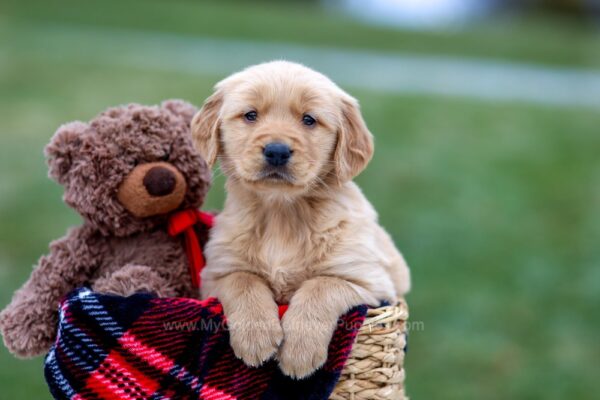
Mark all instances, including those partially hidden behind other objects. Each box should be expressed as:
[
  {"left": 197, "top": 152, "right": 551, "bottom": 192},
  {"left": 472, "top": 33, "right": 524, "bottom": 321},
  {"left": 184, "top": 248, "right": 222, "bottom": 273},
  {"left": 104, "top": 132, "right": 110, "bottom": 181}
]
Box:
[{"left": 0, "top": 226, "right": 102, "bottom": 358}]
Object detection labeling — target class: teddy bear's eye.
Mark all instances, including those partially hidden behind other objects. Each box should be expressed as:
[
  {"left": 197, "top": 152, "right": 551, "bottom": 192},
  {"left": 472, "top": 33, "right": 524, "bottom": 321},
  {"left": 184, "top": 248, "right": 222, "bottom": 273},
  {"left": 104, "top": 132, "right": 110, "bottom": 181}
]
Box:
[{"left": 160, "top": 153, "right": 170, "bottom": 162}]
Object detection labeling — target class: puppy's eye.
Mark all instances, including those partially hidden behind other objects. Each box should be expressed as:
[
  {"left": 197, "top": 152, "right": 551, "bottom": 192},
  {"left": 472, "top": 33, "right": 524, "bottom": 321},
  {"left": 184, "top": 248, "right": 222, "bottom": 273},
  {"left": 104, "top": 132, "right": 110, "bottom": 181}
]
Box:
[
  {"left": 243, "top": 111, "right": 258, "bottom": 122},
  {"left": 302, "top": 114, "right": 316, "bottom": 127}
]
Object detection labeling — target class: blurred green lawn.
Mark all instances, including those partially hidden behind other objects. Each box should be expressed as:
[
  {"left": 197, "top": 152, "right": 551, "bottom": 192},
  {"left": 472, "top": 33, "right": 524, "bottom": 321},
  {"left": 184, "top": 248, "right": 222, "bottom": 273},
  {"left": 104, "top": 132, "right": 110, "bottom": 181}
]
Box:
[{"left": 1, "top": 1, "right": 599, "bottom": 399}]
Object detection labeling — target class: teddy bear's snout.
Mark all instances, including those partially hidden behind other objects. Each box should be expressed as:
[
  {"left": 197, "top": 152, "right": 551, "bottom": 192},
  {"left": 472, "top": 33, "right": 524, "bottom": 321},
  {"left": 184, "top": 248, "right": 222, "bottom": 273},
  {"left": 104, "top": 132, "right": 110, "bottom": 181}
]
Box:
[{"left": 117, "top": 162, "right": 187, "bottom": 218}]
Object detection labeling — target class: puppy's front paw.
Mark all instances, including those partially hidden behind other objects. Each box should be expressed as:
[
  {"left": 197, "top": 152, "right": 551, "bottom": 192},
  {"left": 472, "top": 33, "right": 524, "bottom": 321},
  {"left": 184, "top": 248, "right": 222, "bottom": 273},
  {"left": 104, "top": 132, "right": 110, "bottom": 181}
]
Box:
[
  {"left": 278, "top": 315, "right": 332, "bottom": 379},
  {"left": 228, "top": 312, "right": 283, "bottom": 367}
]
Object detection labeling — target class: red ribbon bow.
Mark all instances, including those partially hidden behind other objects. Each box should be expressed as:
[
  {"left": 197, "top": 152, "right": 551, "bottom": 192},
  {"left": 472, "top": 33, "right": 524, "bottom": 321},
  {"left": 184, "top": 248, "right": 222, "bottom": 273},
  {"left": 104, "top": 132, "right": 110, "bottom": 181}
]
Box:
[{"left": 168, "top": 209, "right": 214, "bottom": 289}]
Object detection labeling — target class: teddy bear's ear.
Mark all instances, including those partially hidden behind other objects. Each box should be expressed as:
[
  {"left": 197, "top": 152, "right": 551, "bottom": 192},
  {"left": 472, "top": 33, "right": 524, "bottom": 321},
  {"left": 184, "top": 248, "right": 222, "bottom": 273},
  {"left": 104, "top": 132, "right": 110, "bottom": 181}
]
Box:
[
  {"left": 161, "top": 99, "right": 198, "bottom": 124},
  {"left": 44, "top": 121, "right": 88, "bottom": 184}
]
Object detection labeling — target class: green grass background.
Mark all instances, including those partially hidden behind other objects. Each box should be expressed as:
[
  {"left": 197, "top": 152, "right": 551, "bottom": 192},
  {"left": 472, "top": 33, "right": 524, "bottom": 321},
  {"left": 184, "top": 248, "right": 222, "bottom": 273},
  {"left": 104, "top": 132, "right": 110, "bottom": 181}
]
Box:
[{"left": 1, "top": 0, "right": 599, "bottom": 398}]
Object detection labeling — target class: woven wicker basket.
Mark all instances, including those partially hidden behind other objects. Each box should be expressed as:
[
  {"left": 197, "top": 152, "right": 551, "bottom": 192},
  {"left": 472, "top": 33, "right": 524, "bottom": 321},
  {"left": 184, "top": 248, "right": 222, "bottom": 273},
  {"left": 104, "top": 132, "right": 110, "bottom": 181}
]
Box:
[{"left": 330, "top": 299, "right": 409, "bottom": 400}]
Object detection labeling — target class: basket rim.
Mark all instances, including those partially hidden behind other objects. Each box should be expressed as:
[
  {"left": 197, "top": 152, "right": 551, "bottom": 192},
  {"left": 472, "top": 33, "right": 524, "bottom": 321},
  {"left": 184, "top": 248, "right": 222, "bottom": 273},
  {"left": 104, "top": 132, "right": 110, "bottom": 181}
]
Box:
[{"left": 361, "top": 298, "right": 408, "bottom": 331}]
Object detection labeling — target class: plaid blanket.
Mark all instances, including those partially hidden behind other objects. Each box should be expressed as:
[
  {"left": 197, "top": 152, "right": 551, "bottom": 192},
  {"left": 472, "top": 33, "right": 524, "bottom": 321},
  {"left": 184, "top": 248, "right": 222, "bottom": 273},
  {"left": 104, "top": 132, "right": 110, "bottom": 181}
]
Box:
[{"left": 44, "top": 288, "right": 367, "bottom": 400}]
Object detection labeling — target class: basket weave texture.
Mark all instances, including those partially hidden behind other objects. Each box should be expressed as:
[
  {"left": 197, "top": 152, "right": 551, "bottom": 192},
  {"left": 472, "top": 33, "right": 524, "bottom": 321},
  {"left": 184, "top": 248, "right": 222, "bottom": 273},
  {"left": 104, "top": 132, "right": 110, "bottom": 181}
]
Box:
[{"left": 330, "top": 299, "right": 408, "bottom": 400}]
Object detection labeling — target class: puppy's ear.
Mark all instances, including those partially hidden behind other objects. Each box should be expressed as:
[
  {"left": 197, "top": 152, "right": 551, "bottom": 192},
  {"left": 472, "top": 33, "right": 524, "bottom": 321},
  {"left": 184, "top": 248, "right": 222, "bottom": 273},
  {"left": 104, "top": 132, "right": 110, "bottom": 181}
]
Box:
[
  {"left": 333, "top": 97, "right": 374, "bottom": 184},
  {"left": 191, "top": 90, "right": 223, "bottom": 168}
]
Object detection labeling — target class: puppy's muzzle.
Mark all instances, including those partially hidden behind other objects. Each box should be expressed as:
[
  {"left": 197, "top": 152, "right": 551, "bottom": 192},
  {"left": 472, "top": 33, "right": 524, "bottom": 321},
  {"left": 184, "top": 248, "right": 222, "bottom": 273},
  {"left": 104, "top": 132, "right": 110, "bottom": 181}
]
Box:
[{"left": 263, "top": 142, "right": 292, "bottom": 167}]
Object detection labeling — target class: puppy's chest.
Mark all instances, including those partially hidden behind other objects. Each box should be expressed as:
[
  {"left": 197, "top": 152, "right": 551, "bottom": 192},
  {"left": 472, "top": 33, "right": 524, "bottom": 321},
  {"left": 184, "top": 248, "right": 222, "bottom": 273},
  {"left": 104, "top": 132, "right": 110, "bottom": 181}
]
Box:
[
  {"left": 254, "top": 240, "right": 308, "bottom": 302},
  {"left": 241, "top": 222, "right": 342, "bottom": 301},
  {"left": 253, "top": 227, "right": 310, "bottom": 272}
]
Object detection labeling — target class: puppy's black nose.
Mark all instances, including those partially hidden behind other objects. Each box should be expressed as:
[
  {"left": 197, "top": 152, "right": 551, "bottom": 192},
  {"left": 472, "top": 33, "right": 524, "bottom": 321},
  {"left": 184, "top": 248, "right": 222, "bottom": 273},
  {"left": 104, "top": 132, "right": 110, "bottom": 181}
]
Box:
[
  {"left": 263, "top": 143, "right": 291, "bottom": 167},
  {"left": 143, "top": 166, "right": 176, "bottom": 196}
]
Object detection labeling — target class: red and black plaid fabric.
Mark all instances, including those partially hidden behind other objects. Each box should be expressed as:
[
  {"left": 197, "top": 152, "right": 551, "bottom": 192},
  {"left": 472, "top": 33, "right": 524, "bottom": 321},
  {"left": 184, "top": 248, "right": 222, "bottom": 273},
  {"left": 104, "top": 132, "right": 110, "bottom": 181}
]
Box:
[{"left": 44, "top": 288, "right": 367, "bottom": 400}]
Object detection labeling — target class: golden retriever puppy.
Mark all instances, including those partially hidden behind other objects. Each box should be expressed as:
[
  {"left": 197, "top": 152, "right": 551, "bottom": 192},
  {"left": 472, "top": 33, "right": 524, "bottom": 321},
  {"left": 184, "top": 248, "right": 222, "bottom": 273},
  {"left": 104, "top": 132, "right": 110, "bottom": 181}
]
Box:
[{"left": 192, "top": 61, "right": 410, "bottom": 379}]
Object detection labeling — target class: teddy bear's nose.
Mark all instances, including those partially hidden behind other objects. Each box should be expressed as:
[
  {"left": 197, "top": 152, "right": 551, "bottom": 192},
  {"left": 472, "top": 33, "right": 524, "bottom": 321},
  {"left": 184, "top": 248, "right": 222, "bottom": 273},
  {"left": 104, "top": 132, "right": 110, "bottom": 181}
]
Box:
[{"left": 143, "top": 166, "right": 177, "bottom": 196}]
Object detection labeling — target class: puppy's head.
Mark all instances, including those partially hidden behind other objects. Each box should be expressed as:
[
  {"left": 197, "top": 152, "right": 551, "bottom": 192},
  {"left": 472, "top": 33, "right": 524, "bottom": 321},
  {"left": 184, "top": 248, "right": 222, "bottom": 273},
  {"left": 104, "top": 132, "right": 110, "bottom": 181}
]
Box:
[{"left": 192, "top": 61, "right": 373, "bottom": 196}]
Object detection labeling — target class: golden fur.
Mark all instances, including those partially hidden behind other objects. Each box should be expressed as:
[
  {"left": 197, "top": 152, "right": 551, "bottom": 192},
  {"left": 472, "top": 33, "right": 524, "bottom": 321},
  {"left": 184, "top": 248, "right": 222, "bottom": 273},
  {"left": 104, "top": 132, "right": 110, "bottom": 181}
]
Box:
[{"left": 192, "top": 61, "right": 410, "bottom": 378}]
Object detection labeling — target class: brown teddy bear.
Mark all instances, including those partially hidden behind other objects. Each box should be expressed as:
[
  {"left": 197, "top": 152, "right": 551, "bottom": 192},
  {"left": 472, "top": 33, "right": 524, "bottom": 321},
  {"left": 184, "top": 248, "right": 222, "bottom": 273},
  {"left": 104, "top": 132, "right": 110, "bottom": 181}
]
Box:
[{"left": 0, "top": 100, "right": 211, "bottom": 358}]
